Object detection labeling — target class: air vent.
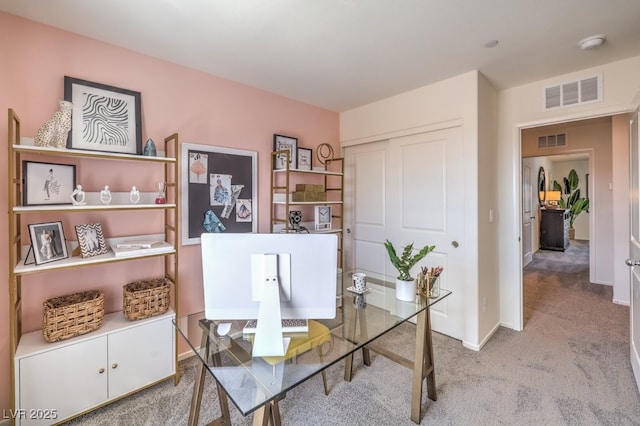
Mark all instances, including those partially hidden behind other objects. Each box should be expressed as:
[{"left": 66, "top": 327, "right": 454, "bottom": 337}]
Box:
[
  {"left": 538, "top": 133, "right": 567, "bottom": 149},
  {"left": 542, "top": 73, "right": 602, "bottom": 111}
]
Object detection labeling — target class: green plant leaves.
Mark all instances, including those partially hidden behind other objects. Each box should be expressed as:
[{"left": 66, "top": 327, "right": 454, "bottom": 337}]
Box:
[{"left": 384, "top": 239, "right": 435, "bottom": 281}]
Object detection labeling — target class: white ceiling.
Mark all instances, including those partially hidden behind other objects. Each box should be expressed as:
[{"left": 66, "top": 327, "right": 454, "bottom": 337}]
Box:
[{"left": 2, "top": 0, "right": 640, "bottom": 112}]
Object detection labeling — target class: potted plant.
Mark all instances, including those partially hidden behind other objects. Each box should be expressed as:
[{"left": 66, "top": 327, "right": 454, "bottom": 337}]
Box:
[
  {"left": 552, "top": 169, "right": 589, "bottom": 239},
  {"left": 384, "top": 239, "right": 435, "bottom": 301}
]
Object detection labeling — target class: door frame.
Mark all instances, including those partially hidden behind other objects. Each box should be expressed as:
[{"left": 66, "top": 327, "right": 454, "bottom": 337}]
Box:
[{"left": 512, "top": 106, "right": 635, "bottom": 330}]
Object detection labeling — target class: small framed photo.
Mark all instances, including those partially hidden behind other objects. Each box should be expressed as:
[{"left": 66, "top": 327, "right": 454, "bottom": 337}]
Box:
[
  {"left": 28, "top": 221, "right": 69, "bottom": 265},
  {"left": 297, "top": 148, "right": 312, "bottom": 171},
  {"left": 314, "top": 205, "right": 332, "bottom": 230},
  {"left": 75, "top": 223, "right": 108, "bottom": 258},
  {"left": 273, "top": 134, "right": 297, "bottom": 170},
  {"left": 23, "top": 161, "right": 76, "bottom": 206},
  {"left": 64, "top": 76, "right": 142, "bottom": 155}
]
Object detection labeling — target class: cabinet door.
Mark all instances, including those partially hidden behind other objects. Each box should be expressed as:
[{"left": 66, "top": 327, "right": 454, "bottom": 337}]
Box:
[
  {"left": 18, "top": 337, "right": 107, "bottom": 425},
  {"left": 108, "top": 316, "right": 175, "bottom": 398}
]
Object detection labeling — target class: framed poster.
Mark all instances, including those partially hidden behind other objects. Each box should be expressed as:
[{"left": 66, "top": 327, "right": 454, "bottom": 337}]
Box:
[
  {"left": 273, "top": 134, "right": 297, "bottom": 170},
  {"left": 297, "top": 147, "right": 312, "bottom": 171},
  {"left": 181, "top": 143, "right": 257, "bottom": 245},
  {"left": 64, "top": 76, "right": 142, "bottom": 154},
  {"left": 23, "top": 161, "right": 76, "bottom": 206},
  {"left": 27, "top": 221, "right": 69, "bottom": 265}
]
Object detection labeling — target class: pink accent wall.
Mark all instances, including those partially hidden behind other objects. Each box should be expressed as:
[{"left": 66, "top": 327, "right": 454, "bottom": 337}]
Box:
[{"left": 0, "top": 12, "right": 339, "bottom": 413}]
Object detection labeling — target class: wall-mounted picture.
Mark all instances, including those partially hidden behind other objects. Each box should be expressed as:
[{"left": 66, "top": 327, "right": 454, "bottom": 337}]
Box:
[
  {"left": 315, "top": 205, "right": 332, "bottom": 230},
  {"left": 23, "top": 161, "right": 76, "bottom": 206},
  {"left": 64, "top": 76, "right": 142, "bottom": 155},
  {"left": 297, "top": 147, "right": 312, "bottom": 171},
  {"left": 273, "top": 134, "right": 297, "bottom": 170},
  {"left": 75, "top": 223, "right": 108, "bottom": 258},
  {"left": 27, "top": 221, "right": 69, "bottom": 265}
]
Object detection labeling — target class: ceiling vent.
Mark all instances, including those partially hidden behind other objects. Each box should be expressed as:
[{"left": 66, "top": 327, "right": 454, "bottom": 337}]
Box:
[
  {"left": 542, "top": 73, "right": 602, "bottom": 111},
  {"left": 538, "top": 133, "right": 567, "bottom": 149}
]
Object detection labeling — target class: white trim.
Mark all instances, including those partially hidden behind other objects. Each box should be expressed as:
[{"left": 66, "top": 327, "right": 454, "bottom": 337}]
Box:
[
  {"left": 512, "top": 104, "right": 636, "bottom": 332},
  {"left": 340, "top": 118, "right": 463, "bottom": 147}
]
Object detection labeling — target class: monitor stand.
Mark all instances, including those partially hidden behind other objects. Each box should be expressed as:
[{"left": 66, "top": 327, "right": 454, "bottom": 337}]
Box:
[{"left": 252, "top": 254, "right": 291, "bottom": 357}]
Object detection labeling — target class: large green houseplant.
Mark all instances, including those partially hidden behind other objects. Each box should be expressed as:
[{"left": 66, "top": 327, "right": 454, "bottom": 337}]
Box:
[
  {"left": 384, "top": 239, "right": 435, "bottom": 301},
  {"left": 552, "top": 168, "right": 589, "bottom": 238}
]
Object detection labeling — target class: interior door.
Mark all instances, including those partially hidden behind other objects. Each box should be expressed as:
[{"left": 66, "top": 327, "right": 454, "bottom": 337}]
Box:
[
  {"left": 628, "top": 108, "right": 640, "bottom": 391},
  {"left": 522, "top": 164, "right": 533, "bottom": 267},
  {"left": 344, "top": 126, "right": 464, "bottom": 339}
]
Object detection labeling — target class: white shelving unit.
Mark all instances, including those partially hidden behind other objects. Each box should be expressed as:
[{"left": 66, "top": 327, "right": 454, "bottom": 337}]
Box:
[{"left": 7, "top": 109, "right": 180, "bottom": 424}]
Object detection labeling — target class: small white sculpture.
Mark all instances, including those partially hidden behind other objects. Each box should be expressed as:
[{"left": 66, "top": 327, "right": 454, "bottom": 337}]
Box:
[
  {"left": 130, "top": 186, "right": 140, "bottom": 204},
  {"left": 71, "top": 184, "right": 86, "bottom": 205},
  {"left": 100, "top": 185, "right": 112, "bottom": 205},
  {"left": 34, "top": 100, "right": 73, "bottom": 149}
]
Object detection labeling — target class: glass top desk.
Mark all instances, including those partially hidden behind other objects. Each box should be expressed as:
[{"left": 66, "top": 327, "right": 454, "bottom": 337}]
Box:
[{"left": 175, "top": 273, "right": 451, "bottom": 425}]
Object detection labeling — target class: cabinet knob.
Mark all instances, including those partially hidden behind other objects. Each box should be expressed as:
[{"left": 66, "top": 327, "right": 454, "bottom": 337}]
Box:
[
  {"left": 98, "top": 368, "right": 105, "bottom": 374},
  {"left": 111, "top": 363, "right": 119, "bottom": 369}
]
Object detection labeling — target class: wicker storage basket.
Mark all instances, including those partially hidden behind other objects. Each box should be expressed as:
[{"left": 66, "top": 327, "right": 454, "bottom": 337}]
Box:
[
  {"left": 43, "top": 290, "right": 105, "bottom": 343},
  {"left": 123, "top": 278, "right": 170, "bottom": 321}
]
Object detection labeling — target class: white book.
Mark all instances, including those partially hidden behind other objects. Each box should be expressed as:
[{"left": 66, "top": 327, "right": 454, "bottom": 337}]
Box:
[
  {"left": 115, "top": 240, "right": 162, "bottom": 249},
  {"left": 111, "top": 241, "right": 174, "bottom": 258}
]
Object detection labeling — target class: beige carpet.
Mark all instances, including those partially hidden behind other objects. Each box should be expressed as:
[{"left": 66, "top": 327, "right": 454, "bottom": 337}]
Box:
[{"left": 64, "top": 242, "right": 640, "bottom": 425}]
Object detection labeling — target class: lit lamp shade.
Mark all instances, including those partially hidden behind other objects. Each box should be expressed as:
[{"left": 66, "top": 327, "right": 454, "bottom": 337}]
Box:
[
  {"left": 546, "top": 191, "right": 562, "bottom": 202},
  {"left": 545, "top": 190, "right": 562, "bottom": 208}
]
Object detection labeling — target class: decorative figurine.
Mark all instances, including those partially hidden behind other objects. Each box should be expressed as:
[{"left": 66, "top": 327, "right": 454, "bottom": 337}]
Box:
[
  {"left": 70, "top": 184, "right": 86, "bottom": 205},
  {"left": 100, "top": 185, "right": 112, "bottom": 205},
  {"left": 129, "top": 186, "right": 140, "bottom": 204},
  {"left": 155, "top": 182, "right": 166, "bottom": 204},
  {"left": 34, "top": 100, "right": 73, "bottom": 149},
  {"left": 143, "top": 138, "right": 157, "bottom": 156}
]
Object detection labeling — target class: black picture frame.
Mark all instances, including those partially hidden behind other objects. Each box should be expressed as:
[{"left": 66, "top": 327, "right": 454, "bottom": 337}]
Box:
[
  {"left": 23, "top": 161, "right": 76, "bottom": 206},
  {"left": 297, "top": 147, "right": 312, "bottom": 171},
  {"left": 75, "top": 223, "right": 109, "bottom": 258},
  {"left": 64, "top": 76, "right": 142, "bottom": 155},
  {"left": 273, "top": 134, "right": 297, "bottom": 170},
  {"left": 27, "top": 221, "right": 69, "bottom": 265}
]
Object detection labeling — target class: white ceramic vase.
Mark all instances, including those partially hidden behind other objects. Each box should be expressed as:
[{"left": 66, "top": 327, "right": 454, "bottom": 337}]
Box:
[{"left": 395, "top": 278, "right": 416, "bottom": 301}]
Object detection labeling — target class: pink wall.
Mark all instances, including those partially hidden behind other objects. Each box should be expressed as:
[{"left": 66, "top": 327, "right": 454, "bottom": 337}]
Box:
[{"left": 0, "top": 12, "right": 339, "bottom": 413}]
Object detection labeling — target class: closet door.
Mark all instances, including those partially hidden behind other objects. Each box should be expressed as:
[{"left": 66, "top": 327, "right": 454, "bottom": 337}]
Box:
[{"left": 344, "top": 125, "right": 464, "bottom": 339}]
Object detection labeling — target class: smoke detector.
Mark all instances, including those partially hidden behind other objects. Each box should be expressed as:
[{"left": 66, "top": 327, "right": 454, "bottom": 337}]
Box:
[{"left": 579, "top": 34, "right": 606, "bottom": 50}]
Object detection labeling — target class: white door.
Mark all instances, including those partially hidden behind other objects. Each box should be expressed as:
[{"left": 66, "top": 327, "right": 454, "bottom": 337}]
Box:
[
  {"left": 522, "top": 165, "right": 533, "bottom": 267},
  {"left": 628, "top": 108, "right": 640, "bottom": 390},
  {"left": 344, "top": 126, "right": 464, "bottom": 339}
]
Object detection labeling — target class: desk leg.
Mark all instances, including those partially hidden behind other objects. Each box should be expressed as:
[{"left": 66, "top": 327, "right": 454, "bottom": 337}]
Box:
[
  {"left": 411, "top": 308, "right": 436, "bottom": 424},
  {"left": 188, "top": 327, "right": 232, "bottom": 426},
  {"left": 344, "top": 306, "right": 371, "bottom": 381}
]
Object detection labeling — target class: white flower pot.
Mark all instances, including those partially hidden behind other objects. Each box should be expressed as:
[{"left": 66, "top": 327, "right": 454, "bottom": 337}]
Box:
[{"left": 395, "top": 278, "right": 416, "bottom": 301}]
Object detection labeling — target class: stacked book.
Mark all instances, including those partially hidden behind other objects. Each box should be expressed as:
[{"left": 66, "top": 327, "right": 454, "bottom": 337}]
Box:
[{"left": 110, "top": 240, "right": 173, "bottom": 258}]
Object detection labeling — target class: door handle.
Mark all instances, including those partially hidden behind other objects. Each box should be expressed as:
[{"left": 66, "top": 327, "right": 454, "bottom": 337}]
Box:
[
  {"left": 530, "top": 216, "right": 536, "bottom": 219},
  {"left": 451, "top": 241, "right": 459, "bottom": 248},
  {"left": 626, "top": 259, "right": 640, "bottom": 267}
]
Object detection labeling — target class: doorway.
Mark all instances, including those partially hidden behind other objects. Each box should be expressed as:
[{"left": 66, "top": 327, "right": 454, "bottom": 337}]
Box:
[{"left": 520, "top": 117, "right": 611, "bottom": 327}]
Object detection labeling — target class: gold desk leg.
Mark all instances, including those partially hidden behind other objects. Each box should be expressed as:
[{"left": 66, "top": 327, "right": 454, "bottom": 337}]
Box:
[
  {"left": 411, "top": 308, "right": 436, "bottom": 424},
  {"left": 188, "top": 325, "right": 233, "bottom": 426},
  {"left": 344, "top": 305, "right": 371, "bottom": 381},
  {"left": 252, "top": 398, "right": 283, "bottom": 426}
]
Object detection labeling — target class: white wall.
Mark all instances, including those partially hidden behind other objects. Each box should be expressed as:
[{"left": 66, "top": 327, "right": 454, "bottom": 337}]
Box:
[
  {"left": 341, "top": 70, "right": 499, "bottom": 349},
  {"left": 498, "top": 55, "right": 640, "bottom": 330}
]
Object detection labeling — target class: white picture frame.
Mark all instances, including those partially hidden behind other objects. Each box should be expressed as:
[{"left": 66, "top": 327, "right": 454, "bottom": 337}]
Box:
[{"left": 314, "top": 205, "right": 332, "bottom": 230}]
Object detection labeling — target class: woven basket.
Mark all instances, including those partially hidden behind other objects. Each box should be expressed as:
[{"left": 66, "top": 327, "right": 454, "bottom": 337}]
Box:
[
  {"left": 43, "top": 290, "right": 105, "bottom": 343},
  {"left": 123, "top": 278, "right": 170, "bottom": 321}
]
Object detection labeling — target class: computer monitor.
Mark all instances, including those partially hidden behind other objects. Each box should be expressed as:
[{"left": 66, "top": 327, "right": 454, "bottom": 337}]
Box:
[{"left": 200, "top": 232, "right": 338, "bottom": 356}]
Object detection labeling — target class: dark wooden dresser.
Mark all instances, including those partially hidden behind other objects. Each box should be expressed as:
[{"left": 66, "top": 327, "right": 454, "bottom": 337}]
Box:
[{"left": 540, "top": 208, "right": 570, "bottom": 251}]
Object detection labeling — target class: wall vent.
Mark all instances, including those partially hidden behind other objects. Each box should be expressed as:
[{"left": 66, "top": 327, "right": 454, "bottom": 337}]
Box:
[
  {"left": 538, "top": 133, "right": 567, "bottom": 149},
  {"left": 542, "top": 73, "right": 602, "bottom": 111}
]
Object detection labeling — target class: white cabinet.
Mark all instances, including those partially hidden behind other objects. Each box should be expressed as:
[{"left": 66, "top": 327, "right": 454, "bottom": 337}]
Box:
[{"left": 15, "top": 311, "right": 175, "bottom": 426}]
